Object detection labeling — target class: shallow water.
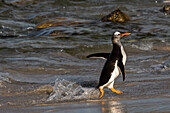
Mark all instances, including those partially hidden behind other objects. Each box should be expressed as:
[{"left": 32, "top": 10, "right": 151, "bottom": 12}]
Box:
[{"left": 0, "top": 0, "right": 170, "bottom": 112}]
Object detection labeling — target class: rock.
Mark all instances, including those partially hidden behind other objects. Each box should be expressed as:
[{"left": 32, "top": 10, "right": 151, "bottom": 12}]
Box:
[
  {"left": 36, "top": 17, "right": 89, "bottom": 29},
  {"left": 160, "top": 5, "right": 170, "bottom": 15},
  {"left": 35, "top": 17, "right": 90, "bottom": 36},
  {"left": 101, "top": 9, "right": 130, "bottom": 23}
]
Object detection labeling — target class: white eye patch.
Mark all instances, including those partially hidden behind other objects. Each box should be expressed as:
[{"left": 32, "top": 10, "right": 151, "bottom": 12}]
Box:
[{"left": 114, "top": 31, "right": 121, "bottom": 36}]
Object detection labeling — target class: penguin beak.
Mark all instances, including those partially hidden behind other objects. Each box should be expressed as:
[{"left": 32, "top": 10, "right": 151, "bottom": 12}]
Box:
[{"left": 121, "top": 33, "right": 131, "bottom": 36}]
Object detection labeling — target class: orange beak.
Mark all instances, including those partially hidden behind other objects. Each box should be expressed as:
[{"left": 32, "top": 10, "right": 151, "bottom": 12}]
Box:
[{"left": 121, "top": 33, "right": 131, "bottom": 36}]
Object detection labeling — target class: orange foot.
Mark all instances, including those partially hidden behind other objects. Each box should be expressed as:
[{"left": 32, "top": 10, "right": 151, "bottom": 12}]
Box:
[
  {"left": 110, "top": 88, "right": 123, "bottom": 94},
  {"left": 99, "top": 87, "right": 104, "bottom": 98}
]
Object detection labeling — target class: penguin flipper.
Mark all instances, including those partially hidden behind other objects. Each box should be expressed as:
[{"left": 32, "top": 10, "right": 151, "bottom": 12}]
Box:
[
  {"left": 118, "top": 61, "right": 125, "bottom": 81},
  {"left": 86, "top": 53, "right": 110, "bottom": 59}
]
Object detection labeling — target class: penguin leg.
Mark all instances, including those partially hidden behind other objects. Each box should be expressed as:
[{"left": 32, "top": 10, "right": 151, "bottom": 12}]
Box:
[
  {"left": 110, "top": 88, "right": 123, "bottom": 94},
  {"left": 108, "top": 81, "right": 123, "bottom": 94},
  {"left": 99, "top": 87, "right": 104, "bottom": 98}
]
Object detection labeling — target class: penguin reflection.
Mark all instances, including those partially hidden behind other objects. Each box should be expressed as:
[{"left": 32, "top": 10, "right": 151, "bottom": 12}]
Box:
[{"left": 100, "top": 101, "right": 126, "bottom": 113}]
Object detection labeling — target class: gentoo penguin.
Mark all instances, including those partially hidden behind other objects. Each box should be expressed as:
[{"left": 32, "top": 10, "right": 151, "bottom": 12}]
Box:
[{"left": 87, "top": 31, "right": 131, "bottom": 98}]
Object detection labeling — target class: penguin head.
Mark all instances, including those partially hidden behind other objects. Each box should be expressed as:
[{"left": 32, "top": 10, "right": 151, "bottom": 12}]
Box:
[
  {"left": 112, "top": 31, "right": 131, "bottom": 43},
  {"left": 114, "top": 31, "right": 121, "bottom": 38},
  {"left": 112, "top": 31, "right": 122, "bottom": 43}
]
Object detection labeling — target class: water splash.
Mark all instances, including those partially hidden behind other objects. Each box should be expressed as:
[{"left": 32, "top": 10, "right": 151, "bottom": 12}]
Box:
[{"left": 47, "top": 79, "right": 99, "bottom": 101}]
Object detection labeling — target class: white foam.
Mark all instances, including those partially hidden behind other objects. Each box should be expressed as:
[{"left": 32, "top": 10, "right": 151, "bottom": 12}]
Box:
[
  {"left": 0, "top": 72, "right": 11, "bottom": 83},
  {"left": 0, "top": 72, "right": 11, "bottom": 88},
  {"left": 163, "top": 0, "right": 170, "bottom": 3}
]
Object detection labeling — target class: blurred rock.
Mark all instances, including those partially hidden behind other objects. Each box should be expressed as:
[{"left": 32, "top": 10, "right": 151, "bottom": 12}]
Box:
[
  {"left": 101, "top": 9, "right": 130, "bottom": 23},
  {"left": 36, "top": 17, "right": 89, "bottom": 29},
  {"left": 160, "top": 5, "right": 170, "bottom": 15},
  {"left": 35, "top": 17, "right": 90, "bottom": 36}
]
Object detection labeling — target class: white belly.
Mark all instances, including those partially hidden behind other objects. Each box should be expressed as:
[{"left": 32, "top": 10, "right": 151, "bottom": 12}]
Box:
[
  {"left": 109, "top": 60, "right": 119, "bottom": 83},
  {"left": 101, "top": 60, "right": 119, "bottom": 89},
  {"left": 121, "top": 46, "right": 126, "bottom": 65}
]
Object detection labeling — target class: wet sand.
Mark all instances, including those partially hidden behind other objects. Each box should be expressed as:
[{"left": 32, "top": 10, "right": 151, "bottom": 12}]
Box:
[
  {"left": 3, "top": 97, "right": 170, "bottom": 113},
  {"left": 0, "top": 72, "right": 169, "bottom": 113}
]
